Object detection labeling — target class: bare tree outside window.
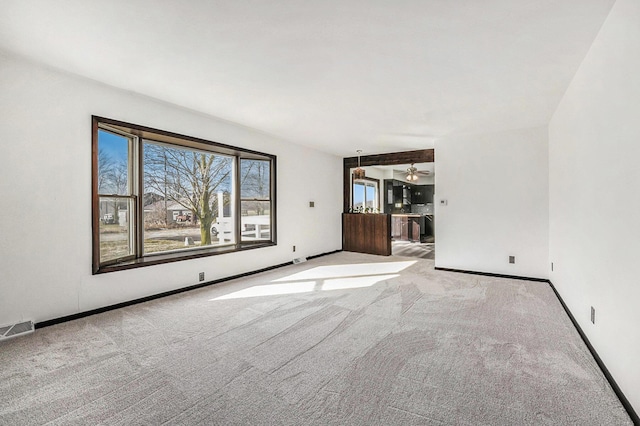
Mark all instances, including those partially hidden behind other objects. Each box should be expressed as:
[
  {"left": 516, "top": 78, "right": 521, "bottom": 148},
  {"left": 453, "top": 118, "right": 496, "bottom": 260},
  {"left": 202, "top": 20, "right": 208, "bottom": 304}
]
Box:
[
  {"left": 97, "top": 148, "right": 115, "bottom": 194},
  {"left": 144, "top": 142, "right": 233, "bottom": 250}
]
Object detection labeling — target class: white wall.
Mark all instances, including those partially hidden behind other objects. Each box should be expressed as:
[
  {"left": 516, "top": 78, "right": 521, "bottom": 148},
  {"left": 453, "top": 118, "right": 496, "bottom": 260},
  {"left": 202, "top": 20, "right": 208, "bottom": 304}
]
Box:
[
  {"left": 549, "top": 0, "right": 640, "bottom": 413},
  {"left": 434, "top": 127, "right": 549, "bottom": 278},
  {"left": 0, "top": 53, "right": 342, "bottom": 326}
]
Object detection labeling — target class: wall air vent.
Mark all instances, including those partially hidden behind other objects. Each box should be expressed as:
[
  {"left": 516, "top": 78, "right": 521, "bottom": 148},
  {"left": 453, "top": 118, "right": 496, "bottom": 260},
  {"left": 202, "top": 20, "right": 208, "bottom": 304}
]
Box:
[{"left": 0, "top": 321, "right": 34, "bottom": 342}]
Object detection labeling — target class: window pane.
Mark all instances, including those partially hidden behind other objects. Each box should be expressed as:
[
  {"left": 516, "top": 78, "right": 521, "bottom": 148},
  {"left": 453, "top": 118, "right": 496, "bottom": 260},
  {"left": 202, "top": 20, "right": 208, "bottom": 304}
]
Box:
[
  {"left": 365, "top": 184, "right": 376, "bottom": 209},
  {"left": 98, "top": 130, "right": 130, "bottom": 195},
  {"left": 353, "top": 182, "right": 365, "bottom": 209},
  {"left": 142, "top": 142, "right": 235, "bottom": 254},
  {"left": 241, "top": 200, "right": 270, "bottom": 241},
  {"left": 240, "top": 159, "right": 270, "bottom": 199},
  {"left": 211, "top": 190, "right": 235, "bottom": 244},
  {"left": 99, "top": 197, "right": 134, "bottom": 263}
]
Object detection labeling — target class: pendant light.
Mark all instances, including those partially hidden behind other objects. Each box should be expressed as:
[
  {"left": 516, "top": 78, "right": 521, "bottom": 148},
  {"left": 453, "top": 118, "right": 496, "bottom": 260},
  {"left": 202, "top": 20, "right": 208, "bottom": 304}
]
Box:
[
  {"left": 406, "top": 163, "right": 419, "bottom": 182},
  {"left": 353, "top": 150, "right": 365, "bottom": 179}
]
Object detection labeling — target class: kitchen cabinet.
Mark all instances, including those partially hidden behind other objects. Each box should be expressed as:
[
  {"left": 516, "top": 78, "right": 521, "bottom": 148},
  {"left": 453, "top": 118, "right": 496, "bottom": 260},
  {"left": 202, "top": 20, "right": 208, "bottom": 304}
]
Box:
[
  {"left": 392, "top": 185, "right": 403, "bottom": 205},
  {"left": 412, "top": 186, "right": 426, "bottom": 205},
  {"left": 411, "top": 185, "right": 434, "bottom": 205},
  {"left": 391, "top": 215, "right": 401, "bottom": 239},
  {"left": 386, "top": 180, "right": 435, "bottom": 210},
  {"left": 385, "top": 179, "right": 414, "bottom": 213},
  {"left": 402, "top": 187, "right": 411, "bottom": 205},
  {"left": 392, "top": 214, "right": 421, "bottom": 242},
  {"left": 383, "top": 180, "right": 396, "bottom": 213}
]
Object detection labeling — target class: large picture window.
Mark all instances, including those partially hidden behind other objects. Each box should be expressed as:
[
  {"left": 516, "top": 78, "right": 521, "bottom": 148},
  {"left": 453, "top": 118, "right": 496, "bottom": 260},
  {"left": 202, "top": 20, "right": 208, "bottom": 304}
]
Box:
[{"left": 92, "top": 116, "right": 276, "bottom": 273}]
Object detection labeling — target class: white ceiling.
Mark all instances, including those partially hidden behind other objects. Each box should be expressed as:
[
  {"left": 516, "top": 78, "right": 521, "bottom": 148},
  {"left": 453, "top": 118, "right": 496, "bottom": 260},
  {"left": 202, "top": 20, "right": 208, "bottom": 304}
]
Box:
[{"left": 0, "top": 0, "right": 615, "bottom": 157}]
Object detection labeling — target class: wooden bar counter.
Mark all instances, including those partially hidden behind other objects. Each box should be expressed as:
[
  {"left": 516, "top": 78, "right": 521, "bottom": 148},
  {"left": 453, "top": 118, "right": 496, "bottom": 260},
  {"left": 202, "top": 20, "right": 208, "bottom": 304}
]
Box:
[{"left": 342, "top": 213, "right": 391, "bottom": 256}]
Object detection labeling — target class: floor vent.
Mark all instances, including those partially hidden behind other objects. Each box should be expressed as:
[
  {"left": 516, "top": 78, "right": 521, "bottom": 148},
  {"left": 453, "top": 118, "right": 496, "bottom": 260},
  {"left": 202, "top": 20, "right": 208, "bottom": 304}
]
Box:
[
  {"left": 293, "top": 257, "right": 307, "bottom": 264},
  {"left": 0, "top": 321, "right": 34, "bottom": 341}
]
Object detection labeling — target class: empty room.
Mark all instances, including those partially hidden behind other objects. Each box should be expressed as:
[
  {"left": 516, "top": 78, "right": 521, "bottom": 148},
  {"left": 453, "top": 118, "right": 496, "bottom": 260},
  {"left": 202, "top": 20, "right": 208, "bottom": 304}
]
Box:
[{"left": 1, "top": 1, "right": 639, "bottom": 424}]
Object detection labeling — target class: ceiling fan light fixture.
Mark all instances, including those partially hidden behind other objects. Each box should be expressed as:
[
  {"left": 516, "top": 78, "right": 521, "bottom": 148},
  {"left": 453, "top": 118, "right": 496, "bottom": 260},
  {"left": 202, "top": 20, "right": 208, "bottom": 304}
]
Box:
[{"left": 406, "top": 163, "right": 419, "bottom": 181}]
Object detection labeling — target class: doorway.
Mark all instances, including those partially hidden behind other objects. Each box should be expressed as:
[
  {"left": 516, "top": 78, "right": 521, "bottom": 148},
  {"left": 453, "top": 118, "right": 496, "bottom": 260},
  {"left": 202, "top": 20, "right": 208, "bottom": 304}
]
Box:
[{"left": 343, "top": 149, "right": 435, "bottom": 260}]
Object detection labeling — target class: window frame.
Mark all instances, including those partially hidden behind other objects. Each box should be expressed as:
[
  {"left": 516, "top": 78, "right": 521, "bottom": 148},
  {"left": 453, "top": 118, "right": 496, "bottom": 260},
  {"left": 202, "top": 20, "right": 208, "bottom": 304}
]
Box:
[
  {"left": 96, "top": 126, "right": 139, "bottom": 265},
  {"left": 92, "top": 116, "right": 277, "bottom": 274},
  {"left": 351, "top": 176, "right": 380, "bottom": 211},
  {"left": 239, "top": 158, "right": 272, "bottom": 242}
]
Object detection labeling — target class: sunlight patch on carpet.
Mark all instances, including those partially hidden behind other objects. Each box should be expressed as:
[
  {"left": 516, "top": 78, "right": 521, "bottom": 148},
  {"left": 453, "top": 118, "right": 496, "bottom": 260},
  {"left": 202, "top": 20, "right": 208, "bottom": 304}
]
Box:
[
  {"left": 211, "top": 273, "right": 400, "bottom": 300},
  {"left": 271, "top": 261, "right": 416, "bottom": 282}
]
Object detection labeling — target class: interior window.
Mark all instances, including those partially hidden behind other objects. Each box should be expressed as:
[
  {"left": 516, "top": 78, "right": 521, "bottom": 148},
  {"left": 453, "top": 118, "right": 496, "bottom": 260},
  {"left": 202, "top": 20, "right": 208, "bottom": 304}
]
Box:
[{"left": 352, "top": 178, "right": 379, "bottom": 211}]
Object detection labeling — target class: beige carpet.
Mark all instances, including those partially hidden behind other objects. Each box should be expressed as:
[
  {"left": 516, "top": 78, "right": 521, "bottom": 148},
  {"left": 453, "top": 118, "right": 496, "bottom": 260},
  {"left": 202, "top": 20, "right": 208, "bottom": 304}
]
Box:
[
  {"left": 0, "top": 252, "right": 631, "bottom": 425},
  {"left": 392, "top": 240, "right": 435, "bottom": 259}
]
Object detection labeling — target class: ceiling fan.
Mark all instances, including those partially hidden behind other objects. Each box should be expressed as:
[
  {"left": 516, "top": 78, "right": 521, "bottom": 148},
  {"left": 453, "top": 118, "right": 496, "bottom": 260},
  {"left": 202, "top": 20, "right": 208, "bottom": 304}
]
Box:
[{"left": 406, "top": 163, "right": 431, "bottom": 181}]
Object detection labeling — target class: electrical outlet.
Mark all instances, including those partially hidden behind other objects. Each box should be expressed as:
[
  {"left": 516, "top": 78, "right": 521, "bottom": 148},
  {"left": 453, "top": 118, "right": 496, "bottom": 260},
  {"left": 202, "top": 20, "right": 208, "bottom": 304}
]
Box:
[
  {"left": 199, "top": 272, "right": 205, "bottom": 282},
  {"left": 591, "top": 306, "right": 596, "bottom": 324},
  {"left": 509, "top": 256, "right": 515, "bottom": 264},
  {"left": 293, "top": 245, "right": 296, "bottom": 252}
]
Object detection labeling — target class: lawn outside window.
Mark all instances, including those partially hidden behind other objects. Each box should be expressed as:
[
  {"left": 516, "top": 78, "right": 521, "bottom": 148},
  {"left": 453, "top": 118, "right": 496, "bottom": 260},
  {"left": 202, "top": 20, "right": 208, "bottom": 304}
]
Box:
[{"left": 92, "top": 116, "right": 276, "bottom": 274}]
